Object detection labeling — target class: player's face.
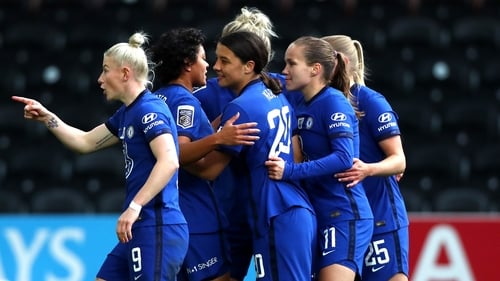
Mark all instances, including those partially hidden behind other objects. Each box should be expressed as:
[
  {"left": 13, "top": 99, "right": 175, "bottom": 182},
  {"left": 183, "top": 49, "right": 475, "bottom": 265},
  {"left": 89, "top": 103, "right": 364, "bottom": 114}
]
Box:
[
  {"left": 282, "top": 43, "right": 313, "bottom": 91},
  {"left": 190, "top": 45, "right": 209, "bottom": 88},
  {"left": 98, "top": 55, "right": 124, "bottom": 101},
  {"left": 213, "top": 43, "right": 247, "bottom": 94}
]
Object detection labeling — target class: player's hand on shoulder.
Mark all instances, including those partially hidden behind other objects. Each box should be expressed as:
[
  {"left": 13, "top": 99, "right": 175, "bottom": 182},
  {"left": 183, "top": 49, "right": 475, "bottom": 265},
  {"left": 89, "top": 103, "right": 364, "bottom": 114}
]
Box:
[{"left": 217, "top": 112, "right": 260, "bottom": 146}]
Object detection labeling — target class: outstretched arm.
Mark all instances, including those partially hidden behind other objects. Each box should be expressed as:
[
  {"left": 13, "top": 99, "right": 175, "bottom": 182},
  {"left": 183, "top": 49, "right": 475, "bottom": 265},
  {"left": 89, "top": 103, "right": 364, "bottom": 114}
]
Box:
[{"left": 12, "top": 95, "right": 118, "bottom": 153}]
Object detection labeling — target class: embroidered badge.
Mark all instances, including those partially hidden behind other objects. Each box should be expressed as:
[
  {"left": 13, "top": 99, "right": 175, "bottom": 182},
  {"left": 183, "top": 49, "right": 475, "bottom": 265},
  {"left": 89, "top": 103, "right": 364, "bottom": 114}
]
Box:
[{"left": 177, "top": 105, "right": 194, "bottom": 129}]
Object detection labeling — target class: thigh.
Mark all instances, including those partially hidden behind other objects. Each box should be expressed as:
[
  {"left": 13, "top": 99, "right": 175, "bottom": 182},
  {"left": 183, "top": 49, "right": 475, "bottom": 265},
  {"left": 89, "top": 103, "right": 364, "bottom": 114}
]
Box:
[
  {"left": 362, "top": 227, "right": 409, "bottom": 281},
  {"left": 253, "top": 207, "right": 316, "bottom": 281},
  {"left": 178, "top": 232, "right": 230, "bottom": 281}
]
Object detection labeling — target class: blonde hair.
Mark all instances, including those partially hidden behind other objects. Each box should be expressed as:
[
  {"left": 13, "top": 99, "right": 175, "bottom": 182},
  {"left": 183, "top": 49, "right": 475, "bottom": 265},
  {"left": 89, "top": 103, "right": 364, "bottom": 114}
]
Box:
[
  {"left": 221, "top": 7, "right": 278, "bottom": 62},
  {"left": 322, "top": 35, "right": 366, "bottom": 86},
  {"left": 104, "top": 32, "right": 151, "bottom": 88}
]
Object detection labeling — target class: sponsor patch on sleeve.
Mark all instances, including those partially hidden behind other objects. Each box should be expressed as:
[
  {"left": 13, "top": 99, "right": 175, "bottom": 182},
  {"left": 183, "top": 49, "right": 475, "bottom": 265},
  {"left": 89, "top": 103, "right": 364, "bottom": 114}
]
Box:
[{"left": 177, "top": 105, "right": 195, "bottom": 129}]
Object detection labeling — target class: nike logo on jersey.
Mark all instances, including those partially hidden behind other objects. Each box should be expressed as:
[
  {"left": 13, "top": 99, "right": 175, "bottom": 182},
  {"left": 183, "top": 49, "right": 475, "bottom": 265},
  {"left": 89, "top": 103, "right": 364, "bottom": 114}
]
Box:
[
  {"left": 371, "top": 266, "right": 384, "bottom": 272},
  {"left": 134, "top": 274, "right": 142, "bottom": 280},
  {"left": 322, "top": 249, "right": 335, "bottom": 256}
]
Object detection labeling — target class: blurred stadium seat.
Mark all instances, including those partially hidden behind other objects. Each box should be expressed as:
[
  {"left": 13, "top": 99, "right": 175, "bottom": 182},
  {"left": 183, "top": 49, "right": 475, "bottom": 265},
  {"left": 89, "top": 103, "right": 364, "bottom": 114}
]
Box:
[
  {"left": 387, "top": 16, "right": 448, "bottom": 52},
  {"left": 0, "top": 190, "right": 29, "bottom": 213},
  {"left": 400, "top": 186, "right": 431, "bottom": 213},
  {"left": 31, "top": 186, "right": 94, "bottom": 213},
  {"left": 451, "top": 15, "right": 500, "bottom": 74},
  {"left": 0, "top": 54, "right": 27, "bottom": 95},
  {"left": 479, "top": 58, "right": 500, "bottom": 94},
  {"left": 433, "top": 187, "right": 491, "bottom": 212},
  {"left": 392, "top": 98, "right": 441, "bottom": 136},
  {"left": 97, "top": 188, "right": 125, "bottom": 213},
  {"left": 364, "top": 52, "right": 411, "bottom": 96},
  {"left": 4, "top": 145, "right": 73, "bottom": 196},
  {"left": 322, "top": 14, "right": 387, "bottom": 50},
  {"left": 72, "top": 148, "right": 125, "bottom": 195},
  {"left": 402, "top": 141, "right": 467, "bottom": 193},
  {"left": 0, "top": 104, "right": 31, "bottom": 140},
  {"left": 65, "top": 23, "right": 128, "bottom": 50},
  {"left": 470, "top": 144, "right": 500, "bottom": 198},
  {"left": 452, "top": 17, "right": 500, "bottom": 49},
  {"left": 441, "top": 98, "right": 498, "bottom": 145},
  {"left": 3, "top": 21, "right": 66, "bottom": 52}
]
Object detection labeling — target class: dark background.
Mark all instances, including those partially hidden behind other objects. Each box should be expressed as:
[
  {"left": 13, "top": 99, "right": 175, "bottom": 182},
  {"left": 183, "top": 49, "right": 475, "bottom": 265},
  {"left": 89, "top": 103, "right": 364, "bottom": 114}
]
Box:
[{"left": 0, "top": 0, "right": 499, "bottom": 213}]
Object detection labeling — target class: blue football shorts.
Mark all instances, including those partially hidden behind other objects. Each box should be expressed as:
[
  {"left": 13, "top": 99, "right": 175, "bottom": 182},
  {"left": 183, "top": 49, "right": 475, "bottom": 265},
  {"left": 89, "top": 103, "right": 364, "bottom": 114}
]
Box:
[
  {"left": 362, "top": 226, "right": 409, "bottom": 281},
  {"left": 96, "top": 223, "right": 188, "bottom": 281},
  {"left": 252, "top": 207, "right": 317, "bottom": 281},
  {"left": 177, "top": 231, "right": 231, "bottom": 281},
  {"left": 318, "top": 219, "right": 374, "bottom": 277}
]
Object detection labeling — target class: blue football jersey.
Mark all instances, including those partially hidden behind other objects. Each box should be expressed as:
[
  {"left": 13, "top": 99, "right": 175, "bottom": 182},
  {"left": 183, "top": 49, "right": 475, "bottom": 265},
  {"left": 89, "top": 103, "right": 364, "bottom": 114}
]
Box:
[
  {"left": 352, "top": 84, "right": 409, "bottom": 234},
  {"left": 282, "top": 86, "right": 373, "bottom": 226},
  {"left": 155, "top": 84, "right": 228, "bottom": 233},
  {"left": 105, "top": 90, "right": 186, "bottom": 227},
  {"left": 217, "top": 79, "right": 313, "bottom": 237},
  {"left": 194, "top": 78, "right": 237, "bottom": 122}
]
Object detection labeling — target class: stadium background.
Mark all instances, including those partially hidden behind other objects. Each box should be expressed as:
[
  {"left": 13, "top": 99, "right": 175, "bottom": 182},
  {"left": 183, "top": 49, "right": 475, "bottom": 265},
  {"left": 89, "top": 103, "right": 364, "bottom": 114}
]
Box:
[
  {"left": 0, "top": 1, "right": 499, "bottom": 218},
  {"left": 0, "top": 1, "right": 499, "bottom": 280}
]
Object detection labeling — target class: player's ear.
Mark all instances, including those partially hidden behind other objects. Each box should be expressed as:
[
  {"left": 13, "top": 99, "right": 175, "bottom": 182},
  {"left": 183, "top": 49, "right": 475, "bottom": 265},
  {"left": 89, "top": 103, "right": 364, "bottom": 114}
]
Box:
[
  {"left": 122, "top": 66, "right": 131, "bottom": 81},
  {"left": 244, "top": 60, "right": 256, "bottom": 74},
  {"left": 311, "top": 63, "right": 321, "bottom": 76}
]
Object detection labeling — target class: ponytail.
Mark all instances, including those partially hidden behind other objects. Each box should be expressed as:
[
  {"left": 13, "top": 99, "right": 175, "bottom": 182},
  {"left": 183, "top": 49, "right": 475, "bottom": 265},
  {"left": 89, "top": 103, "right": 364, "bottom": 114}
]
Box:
[
  {"left": 330, "top": 52, "right": 364, "bottom": 119},
  {"left": 261, "top": 72, "right": 282, "bottom": 95}
]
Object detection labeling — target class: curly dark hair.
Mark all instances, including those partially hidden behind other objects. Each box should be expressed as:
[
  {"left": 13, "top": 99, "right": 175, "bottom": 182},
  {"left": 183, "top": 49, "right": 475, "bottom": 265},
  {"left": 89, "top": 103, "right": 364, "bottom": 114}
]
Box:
[{"left": 150, "top": 27, "right": 205, "bottom": 86}]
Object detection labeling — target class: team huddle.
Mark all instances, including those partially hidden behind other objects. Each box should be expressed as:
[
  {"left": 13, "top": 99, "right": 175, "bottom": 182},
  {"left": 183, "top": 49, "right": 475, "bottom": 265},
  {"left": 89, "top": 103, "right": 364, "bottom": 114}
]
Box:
[{"left": 12, "top": 6, "right": 409, "bottom": 281}]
